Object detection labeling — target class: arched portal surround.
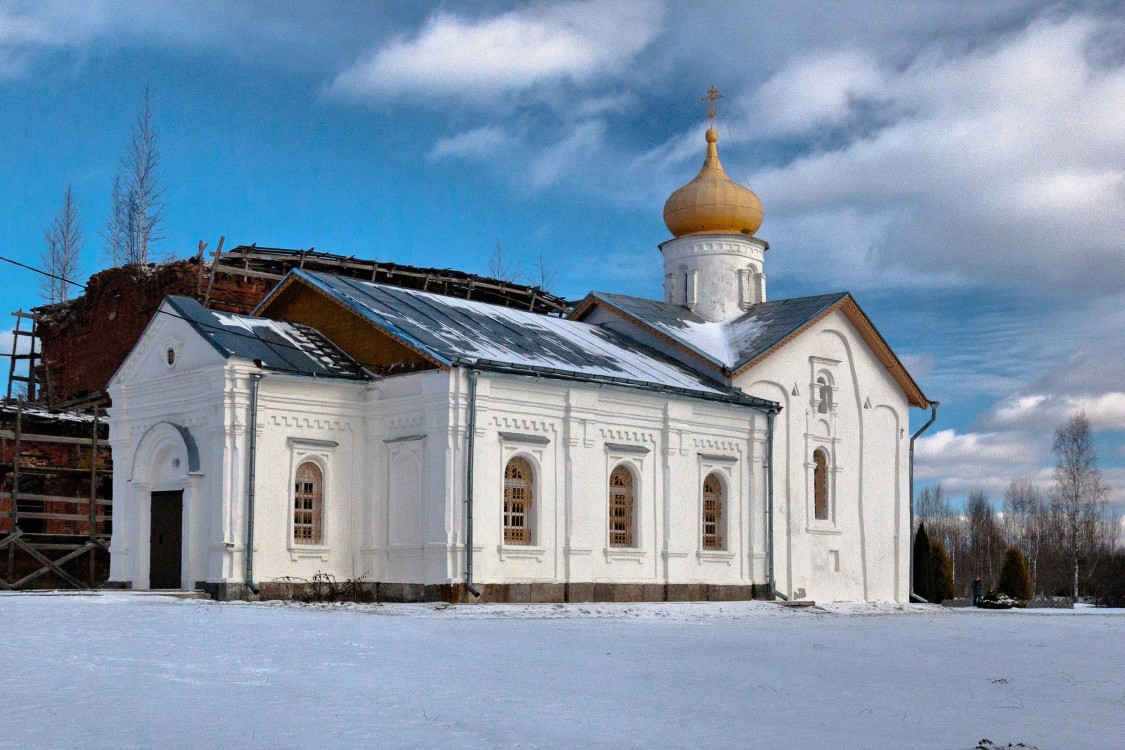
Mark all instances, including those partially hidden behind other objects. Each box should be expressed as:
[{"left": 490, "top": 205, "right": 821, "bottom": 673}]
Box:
[
  {"left": 130, "top": 421, "right": 198, "bottom": 486},
  {"left": 120, "top": 422, "right": 203, "bottom": 590}
]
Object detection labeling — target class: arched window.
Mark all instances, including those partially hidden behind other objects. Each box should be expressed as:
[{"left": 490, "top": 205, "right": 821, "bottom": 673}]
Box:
[
  {"left": 702, "top": 473, "right": 724, "bottom": 550},
  {"left": 503, "top": 457, "right": 533, "bottom": 545},
  {"left": 293, "top": 462, "right": 324, "bottom": 544},
  {"left": 813, "top": 449, "right": 829, "bottom": 521},
  {"left": 816, "top": 375, "right": 833, "bottom": 414},
  {"left": 609, "top": 465, "right": 635, "bottom": 547}
]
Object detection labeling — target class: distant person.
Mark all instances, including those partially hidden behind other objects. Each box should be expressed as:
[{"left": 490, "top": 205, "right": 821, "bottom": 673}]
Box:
[{"left": 972, "top": 577, "right": 984, "bottom": 606}]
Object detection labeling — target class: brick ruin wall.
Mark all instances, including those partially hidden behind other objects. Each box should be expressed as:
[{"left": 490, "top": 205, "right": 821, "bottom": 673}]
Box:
[
  {"left": 34, "top": 259, "right": 275, "bottom": 405},
  {"left": 0, "top": 409, "right": 111, "bottom": 585}
]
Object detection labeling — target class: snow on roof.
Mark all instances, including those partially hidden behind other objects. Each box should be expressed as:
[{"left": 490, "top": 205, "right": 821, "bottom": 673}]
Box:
[
  {"left": 164, "top": 296, "right": 367, "bottom": 379},
  {"left": 585, "top": 292, "right": 850, "bottom": 371},
  {"left": 293, "top": 271, "right": 756, "bottom": 400},
  {"left": 0, "top": 401, "right": 95, "bottom": 422}
]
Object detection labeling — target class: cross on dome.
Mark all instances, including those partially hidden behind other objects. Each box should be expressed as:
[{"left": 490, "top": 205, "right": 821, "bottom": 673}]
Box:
[
  {"left": 662, "top": 86, "right": 763, "bottom": 238},
  {"left": 701, "top": 85, "right": 724, "bottom": 128}
]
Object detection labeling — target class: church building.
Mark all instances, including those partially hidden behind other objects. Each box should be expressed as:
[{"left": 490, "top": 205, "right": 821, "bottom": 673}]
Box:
[{"left": 106, "top": 108, "right": 929, "bottom": 603}]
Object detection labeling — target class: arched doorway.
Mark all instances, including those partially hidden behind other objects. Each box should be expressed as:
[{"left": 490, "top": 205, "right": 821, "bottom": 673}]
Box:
[{"left": 129, "top": 422, "right": 198, "bottom": 589}]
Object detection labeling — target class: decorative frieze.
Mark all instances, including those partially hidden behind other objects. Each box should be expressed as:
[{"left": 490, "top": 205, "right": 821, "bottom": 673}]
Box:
[{"left": 268, "top": 414, "right": 352, "bottom": 432}]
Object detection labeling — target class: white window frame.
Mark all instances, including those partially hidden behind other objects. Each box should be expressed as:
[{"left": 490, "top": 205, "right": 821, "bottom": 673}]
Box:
[
  {"left": 701, "top": 471, "right": 727, "bottom": 551},
  {"left": 286, "top": 437, "right": 335, "bottom": 559},
  {"left": 501, "top": 453, "right": 540, "bottom": 548},
  {"left": 697, "top": 457, "right": 738, "bottom": 562},
  {"left": 805, "top": 441, "right": 842, "bottom": 532},
  {"left": 603, "top": 447, "right": 647, "bottom": 561},
  {"left": 497, "top": 437, "right": 548, "bottom": 560}
]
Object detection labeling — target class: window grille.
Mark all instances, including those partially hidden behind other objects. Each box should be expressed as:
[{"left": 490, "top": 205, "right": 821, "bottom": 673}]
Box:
[
  {"left": 702, "top": 473, "right": 723, "bottom": 550},
  {"left": 294, "top": 462, "right": 323, "bottom": 544},
  {"left": 813, "top": 449, "right": 829, "bottom": 521},
  {"left": 503, "top": 457, "right": 533, "bottom": 545},
  {"left": 609, "top": 466, "right": 635, "bottom": 547}
]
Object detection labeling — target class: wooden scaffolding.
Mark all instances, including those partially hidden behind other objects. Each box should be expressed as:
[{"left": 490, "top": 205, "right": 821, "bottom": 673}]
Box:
[
  {"left": 0, "top": 398, "right": 110, "bottom": 590},
  {"left": 1, "top": 309, "right": 110, "bottom": 589}
]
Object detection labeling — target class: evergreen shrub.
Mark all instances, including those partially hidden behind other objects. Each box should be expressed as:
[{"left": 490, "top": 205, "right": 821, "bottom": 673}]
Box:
[
  {"left": 912, "top": 523, "right": 933, "bottom": 602},
  {"left": 997, "top": 547, "right": 1033, "bottom": 601}
]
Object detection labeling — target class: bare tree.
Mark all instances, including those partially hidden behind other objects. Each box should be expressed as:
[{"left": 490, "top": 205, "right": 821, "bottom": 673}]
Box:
[
  {"left": 967, "top": 490, "right": 1002, "bottom": 588},
  {"left": 1051, "top": 412, "right": 1110, "bottom": 599},
  {"left": 1003, "top": 478, "right": 1046, "bottom": 595},
  {"left": 533, "top": 250, "right": 557, "bottom": 291},
  {"left": 102, "top": 87, "right": 165, "bottom": 267},
  {"left": 917, "top": 483, "right": 966, "bottom": 592},
  {"left": 488, "top": 239, "right": 522, "bottom": 283},
  {"left": 40, "top": 184, "right": 84, "bottom": 304},
  {"left": 102, "top": 172, "right": 127, "bottom": 267}
]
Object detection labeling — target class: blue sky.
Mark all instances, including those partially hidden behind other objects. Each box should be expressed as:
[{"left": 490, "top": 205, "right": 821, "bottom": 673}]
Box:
[{"left": 2, "top": 0, "right": 1123, "bottom": 524}]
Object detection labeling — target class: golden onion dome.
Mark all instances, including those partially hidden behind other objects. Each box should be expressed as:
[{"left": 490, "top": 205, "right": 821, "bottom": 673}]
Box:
[{"left": 663, "top": 127, "right": 763, "bottom": 238}]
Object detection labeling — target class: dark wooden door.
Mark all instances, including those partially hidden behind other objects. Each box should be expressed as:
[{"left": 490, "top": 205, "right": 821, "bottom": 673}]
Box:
[{"left": 149, "top": 490, "right": 183, "bottom": 589}]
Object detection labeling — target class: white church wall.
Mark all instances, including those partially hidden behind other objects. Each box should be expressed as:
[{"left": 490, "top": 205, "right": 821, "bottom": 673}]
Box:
[
  {"left": 245, "top": 371, "right": 366, "bottom": 585},
  {"left": 739, "top": 308, "right": 911, "bottom": 603},
  {"left": 363, "top": 369, "right": 455, "bottom": 586},
  {"left": 462, "top": 371, "right": 769, "bottom": 590}
]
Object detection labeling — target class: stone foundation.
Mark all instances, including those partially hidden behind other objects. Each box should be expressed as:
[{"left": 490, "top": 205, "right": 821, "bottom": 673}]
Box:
[{"left": 196, "top": 580, "right": 774, "bottom": 604}]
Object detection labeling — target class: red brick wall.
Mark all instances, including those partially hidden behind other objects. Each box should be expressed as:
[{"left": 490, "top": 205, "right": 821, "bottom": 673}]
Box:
[
  {"left": 0, "top": 411, "right": 110, "bottom": 537},
  {"left": 0, "top": 409, "right": 111, "bottom": 587},
  {"left": 34, "top": 260, "right": 275, "bottom": 405}
]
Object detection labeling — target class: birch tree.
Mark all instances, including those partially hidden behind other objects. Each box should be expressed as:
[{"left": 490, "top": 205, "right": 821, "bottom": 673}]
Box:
[
  {"left": 40, "top": 184, "right": 83, "bottom": 304},
  {"left": 1051, "top": 412, "right": 1110, "bottom": 599},
  {"left": 1003, "top": 478, "right": 1046, "bottom": 595},
  {"left": 102, "top": 87, "right": 165, "bottom": 267},
  {"left": 967, "top": 491, "right": 1002, "bottom": 587}
]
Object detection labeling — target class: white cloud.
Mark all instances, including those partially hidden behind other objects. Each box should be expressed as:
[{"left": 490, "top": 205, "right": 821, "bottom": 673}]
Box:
[
  {"left": 330, "top": 0, "right": 663, "bottom": 102},
  {"left": 898, "top": 352, "right": 934, "bottom": 381},
  {"left": 747, "top": 50, "right": 885, "bottom": 137},
  {"left": 0, "top": 1, "right": 328, "bottom": 77},
  {"left": 983, "top": 392, "right": 1125, "bottom": 432},
  {"left": 429, "top": 126, "right": 509, "bottom": 162},
  {"left": 740, "top": 14, "right": 1125, "bottom": 292},
  {"left": 915, "top": 428, "right": 1044, "bottom": 492},
  {"left": 529, "top": 120, "right": 605, "bottom": 189}
]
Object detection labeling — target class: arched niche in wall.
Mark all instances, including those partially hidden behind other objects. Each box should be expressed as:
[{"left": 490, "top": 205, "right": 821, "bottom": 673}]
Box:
[{"left": 388, "top": 448, "right": 423, "bottom": 547}]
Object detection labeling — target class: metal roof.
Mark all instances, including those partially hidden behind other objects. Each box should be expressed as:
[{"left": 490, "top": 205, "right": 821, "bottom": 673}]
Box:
[
  {"left": 164, "top": 296, "right": 367, "bottom": 379},
  {"left": 289, "top": 271, "right": 774, "bottom": 407},
  {"left": 583, "top": 291, "right": 850, "bottom": 371}
]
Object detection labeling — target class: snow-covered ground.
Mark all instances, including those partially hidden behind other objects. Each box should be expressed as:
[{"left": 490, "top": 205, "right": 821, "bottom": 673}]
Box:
[{"left": 0, "top": 594, "right": 1121, "bottom": 749}]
